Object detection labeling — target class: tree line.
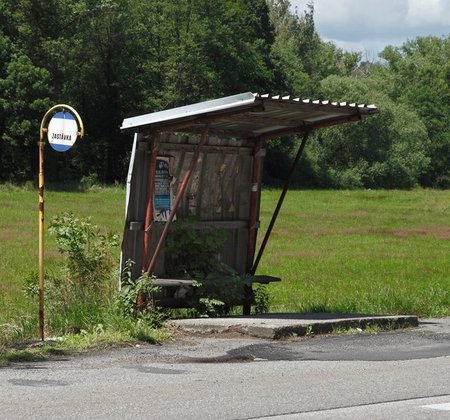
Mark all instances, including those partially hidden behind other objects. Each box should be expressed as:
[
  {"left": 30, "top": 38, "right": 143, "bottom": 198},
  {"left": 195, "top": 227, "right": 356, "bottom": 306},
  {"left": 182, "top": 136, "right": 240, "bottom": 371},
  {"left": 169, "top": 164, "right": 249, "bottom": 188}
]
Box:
[{"left": 1, "top": 0, "right": 449, "bottom": 188}]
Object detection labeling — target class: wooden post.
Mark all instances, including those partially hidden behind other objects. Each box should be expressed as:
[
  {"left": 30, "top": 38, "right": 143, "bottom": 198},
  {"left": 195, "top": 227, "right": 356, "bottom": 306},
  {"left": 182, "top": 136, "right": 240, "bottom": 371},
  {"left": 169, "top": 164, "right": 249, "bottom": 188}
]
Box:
[
  {"left": 246, "top": 139, "right": 263, "bottom": 273},
  {"left": 250, "top": 130, "right": 310, "bottom": 275},
  {"left": 142, "top": 134, "right": 160, "bottom": 271},
  {"left": 137, "top": 134, "right": 159, "bottom": 311},
  {"left": 243, "top": 139, "right": 263, "bottom": 315}
]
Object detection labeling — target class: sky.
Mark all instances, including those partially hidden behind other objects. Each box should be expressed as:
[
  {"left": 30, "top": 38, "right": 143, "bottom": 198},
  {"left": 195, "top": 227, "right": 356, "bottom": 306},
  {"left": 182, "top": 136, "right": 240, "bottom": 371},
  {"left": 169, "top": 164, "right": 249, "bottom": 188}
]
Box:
[{"left": 290, "top": 0, "right": 450, "bottom": 60}]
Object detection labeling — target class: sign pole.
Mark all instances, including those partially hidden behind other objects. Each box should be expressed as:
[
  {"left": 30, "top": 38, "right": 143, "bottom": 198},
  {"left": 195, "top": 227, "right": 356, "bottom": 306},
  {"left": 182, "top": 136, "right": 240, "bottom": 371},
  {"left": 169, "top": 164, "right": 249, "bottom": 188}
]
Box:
[
  {"left": 38, "top": 104, "right": 84, "bottom": 341},
  {"left": 38, "top": 137, "right": 45, "bottom": 341}
]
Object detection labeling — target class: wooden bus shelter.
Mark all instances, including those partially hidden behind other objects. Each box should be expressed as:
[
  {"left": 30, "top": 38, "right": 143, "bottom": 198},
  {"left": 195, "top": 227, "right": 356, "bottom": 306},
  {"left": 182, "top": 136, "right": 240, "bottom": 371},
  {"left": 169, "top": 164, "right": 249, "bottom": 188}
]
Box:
[{"left": 120, "top": 92, "right": 377, "bottom": 313}]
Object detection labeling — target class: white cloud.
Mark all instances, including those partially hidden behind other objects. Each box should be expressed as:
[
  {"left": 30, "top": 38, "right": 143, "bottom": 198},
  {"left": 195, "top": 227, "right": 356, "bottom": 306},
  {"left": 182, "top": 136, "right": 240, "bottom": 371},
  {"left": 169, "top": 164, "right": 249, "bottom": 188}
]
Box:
[
  {"left": 406, "top": 0, "right": 450, "bottom": 27},
  {"left": 290, "top": 0, "right": 450, "bottom": 55}
]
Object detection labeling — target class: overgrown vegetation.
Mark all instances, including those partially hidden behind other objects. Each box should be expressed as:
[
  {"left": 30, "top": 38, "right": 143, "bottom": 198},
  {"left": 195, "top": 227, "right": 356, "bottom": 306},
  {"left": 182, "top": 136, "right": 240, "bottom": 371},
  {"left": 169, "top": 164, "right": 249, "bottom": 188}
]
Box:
[
  {"left": 117, "top": 261, "right": 168, "bottom": 330},
  {"left": 1, "top": 211, "right": 169, "bottom": 360},
  {"left": 165, "top": 220, "right": 263, "bottom": 316},
  {"left": 165, "top": 220, "right": 228, "bottom": 279},
  {"left": 1, "top": 187, "right": 449, "bottom": 355}
]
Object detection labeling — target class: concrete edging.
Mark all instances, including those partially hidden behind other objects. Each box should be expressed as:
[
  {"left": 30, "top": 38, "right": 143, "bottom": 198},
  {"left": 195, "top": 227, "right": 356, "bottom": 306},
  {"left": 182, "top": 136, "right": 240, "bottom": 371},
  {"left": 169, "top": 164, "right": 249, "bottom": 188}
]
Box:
[{"left": 170, "top": 314, "right": 419, "bottom": 339}]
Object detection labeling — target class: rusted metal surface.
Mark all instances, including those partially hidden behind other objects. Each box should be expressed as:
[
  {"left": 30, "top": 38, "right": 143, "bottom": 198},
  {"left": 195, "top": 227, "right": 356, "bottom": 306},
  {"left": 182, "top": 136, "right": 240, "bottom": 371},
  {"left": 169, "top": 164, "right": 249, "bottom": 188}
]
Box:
[
  {"left": 38, "top": 140, "right": 45, "bottom": 341},
  {"left": 38, "top": 104, "right": 84, "bottom": 340}
]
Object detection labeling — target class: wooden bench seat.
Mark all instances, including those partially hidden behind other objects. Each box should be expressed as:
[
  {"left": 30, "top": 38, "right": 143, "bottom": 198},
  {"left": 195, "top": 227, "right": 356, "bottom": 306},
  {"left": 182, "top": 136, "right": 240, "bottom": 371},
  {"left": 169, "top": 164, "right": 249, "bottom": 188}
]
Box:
[
  {"left": 153, "top": 279, "right": 195, "bottom": 287},
  {"left": 154, "top": 275, "right": 280, "bottom": 287},
  {"left": 152, "top": 275, "right": 281, "bottom": 314},
  {"left": 247, "top": 275, "right": 281, "bottom": 284}
]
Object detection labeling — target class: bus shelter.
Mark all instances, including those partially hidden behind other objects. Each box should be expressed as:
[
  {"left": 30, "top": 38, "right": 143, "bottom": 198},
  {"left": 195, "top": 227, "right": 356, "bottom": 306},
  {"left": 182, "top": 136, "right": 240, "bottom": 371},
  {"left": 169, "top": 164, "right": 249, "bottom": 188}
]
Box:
[{"left": 120, "top": 92, "right": 377, "bottom": 313}]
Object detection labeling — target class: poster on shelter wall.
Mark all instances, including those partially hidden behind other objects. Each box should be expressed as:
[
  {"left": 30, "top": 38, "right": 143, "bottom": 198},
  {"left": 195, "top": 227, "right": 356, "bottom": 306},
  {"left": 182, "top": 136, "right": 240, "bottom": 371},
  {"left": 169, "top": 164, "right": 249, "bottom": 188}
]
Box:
[{"left": 154, "top": 157, "right": 176, "bottom": 222}]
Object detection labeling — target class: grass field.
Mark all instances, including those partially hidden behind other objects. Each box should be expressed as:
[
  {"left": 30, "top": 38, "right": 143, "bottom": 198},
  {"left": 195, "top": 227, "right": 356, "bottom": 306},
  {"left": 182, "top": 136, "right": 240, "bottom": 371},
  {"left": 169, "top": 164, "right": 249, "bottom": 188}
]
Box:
[
  {"left": 0, "top": 184, "right": 126, "bottom": 329},
  {"left": 1, "top": 186, "right": 449, "bottom": 335},
  {"left": 258, "top": 189, "right": 449, "bottom": 317}
]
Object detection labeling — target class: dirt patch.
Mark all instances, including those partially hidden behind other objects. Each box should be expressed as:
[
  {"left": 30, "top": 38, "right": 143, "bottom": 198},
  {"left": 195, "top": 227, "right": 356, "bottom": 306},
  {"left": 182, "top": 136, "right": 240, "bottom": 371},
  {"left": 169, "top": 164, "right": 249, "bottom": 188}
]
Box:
[
  {"left": 351, "top": 210, "right": 370, "bottom": 217},
  {"left": 341, "top": 227, "right": 386, "bottom": 235},
  {"left": 391, "top": 226, "right": 450, "bottom": 240},
  {"left": 45, "top": 250, "right": 62, "bottom": 259},
  {"left": 313, "top": 227, "right": 386, "bottom": 236},
  {"left": 278, "top": 251, "right": 329, "bottom": 258},
  {"left": 0, "top": 230, "right": 16, "bottom": 241},
  {"left": 168, "top": 325, "right": 254, "bottom": 340},
  {"left": 313, "top": 226, "right": 450, "bottom": 240},
  {"left": 271, "top": 230, "right": 296, "bottom": 239}
]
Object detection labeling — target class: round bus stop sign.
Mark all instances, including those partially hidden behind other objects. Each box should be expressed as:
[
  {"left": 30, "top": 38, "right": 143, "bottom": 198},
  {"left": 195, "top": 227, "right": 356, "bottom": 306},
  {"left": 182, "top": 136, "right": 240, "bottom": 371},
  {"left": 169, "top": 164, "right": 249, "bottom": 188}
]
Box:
[{"left": 47, "top": 111, "right": 79, "bottom": 152}]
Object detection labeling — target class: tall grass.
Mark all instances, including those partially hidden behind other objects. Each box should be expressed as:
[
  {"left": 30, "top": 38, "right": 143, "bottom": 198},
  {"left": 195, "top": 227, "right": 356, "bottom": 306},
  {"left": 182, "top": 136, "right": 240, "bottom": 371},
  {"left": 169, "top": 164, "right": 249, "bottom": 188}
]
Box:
[
  {"left": 0, "top": 186, "right": 449, "bottom": 347},
  {"left": 0, "top": 184, "right": 126, "bottom": 345},
  {"left": 257, "top": 189, "right": 449, "bottom": 317}
]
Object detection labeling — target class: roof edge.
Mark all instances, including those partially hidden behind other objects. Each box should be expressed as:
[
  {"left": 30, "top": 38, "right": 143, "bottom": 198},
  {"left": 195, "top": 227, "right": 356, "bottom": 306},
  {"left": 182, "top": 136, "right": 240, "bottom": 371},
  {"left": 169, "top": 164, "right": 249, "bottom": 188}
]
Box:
[{"left": 121, "top": 92, "right": 256, "bottom": 131}]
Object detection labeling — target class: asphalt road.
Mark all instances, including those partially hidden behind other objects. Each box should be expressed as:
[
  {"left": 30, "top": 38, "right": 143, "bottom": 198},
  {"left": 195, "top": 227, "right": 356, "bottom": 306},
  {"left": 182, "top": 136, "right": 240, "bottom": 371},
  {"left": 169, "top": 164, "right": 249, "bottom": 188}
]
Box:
[{"left": 1, "top": 318, "right": 449, "bottom": 419}]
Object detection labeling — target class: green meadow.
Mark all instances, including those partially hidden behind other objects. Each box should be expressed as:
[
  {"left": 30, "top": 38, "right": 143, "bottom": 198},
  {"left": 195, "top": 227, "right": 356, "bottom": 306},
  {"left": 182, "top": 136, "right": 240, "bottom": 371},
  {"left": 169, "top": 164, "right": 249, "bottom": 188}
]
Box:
[
  {"left": 1, "top": 186, "right": 449, "bottom": 335},
  {"left": 0, "top": 185, "right": 126, "bottom": 328},
  {"left": 259, "top": 189, "right": 449, "bottom": 317}
]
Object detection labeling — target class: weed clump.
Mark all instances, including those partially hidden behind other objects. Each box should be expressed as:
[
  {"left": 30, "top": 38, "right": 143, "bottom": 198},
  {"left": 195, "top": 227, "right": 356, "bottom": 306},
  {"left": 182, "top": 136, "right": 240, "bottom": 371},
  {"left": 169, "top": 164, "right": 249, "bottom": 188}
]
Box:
[{"left": 20, "top": 213, "right": 167, "bottom": 349}]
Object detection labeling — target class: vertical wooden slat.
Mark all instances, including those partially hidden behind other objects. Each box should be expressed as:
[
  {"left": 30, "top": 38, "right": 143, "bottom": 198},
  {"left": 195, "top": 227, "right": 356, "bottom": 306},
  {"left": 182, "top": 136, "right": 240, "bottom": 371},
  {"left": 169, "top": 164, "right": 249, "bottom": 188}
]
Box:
[
  {"left": 246, "top": 139, "right": 263, "bottom": 273},
  {"left": 146, "top": 127, "right": 210, "bottom": 274},
  {"left": 141, "top": 134, "right": 160, "bottom": 271},
  {"left": 221, "top": 153, "right": 235, "bottom": 220},
  {"left": 198, "top": 151, "right": 209, "bottom": 219}
]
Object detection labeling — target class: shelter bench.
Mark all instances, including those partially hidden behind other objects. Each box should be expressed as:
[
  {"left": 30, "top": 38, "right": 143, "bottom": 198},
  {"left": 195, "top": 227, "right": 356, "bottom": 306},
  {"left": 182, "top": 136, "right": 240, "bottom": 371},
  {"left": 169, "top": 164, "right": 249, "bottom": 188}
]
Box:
[{"left": 153, "top": 275, "right": 281, "bottom": 315}]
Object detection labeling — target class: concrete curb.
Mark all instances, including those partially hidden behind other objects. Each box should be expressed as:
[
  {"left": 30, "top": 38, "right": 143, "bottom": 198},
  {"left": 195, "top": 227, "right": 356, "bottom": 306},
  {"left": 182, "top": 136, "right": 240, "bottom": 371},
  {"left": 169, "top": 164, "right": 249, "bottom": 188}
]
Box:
[{"left": 170, "top": 313, "right": 419, "bottom": 339}]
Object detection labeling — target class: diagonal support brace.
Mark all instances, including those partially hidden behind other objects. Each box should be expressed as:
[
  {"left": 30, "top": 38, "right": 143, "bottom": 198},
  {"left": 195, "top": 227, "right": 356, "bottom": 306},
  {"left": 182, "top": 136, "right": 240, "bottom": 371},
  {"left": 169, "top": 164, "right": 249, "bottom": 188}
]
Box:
[
  {"left": 250, "top": 130, "right": 310, "bottom": 275},
  {"left": 145, "top": 126, "right": 210, "bottom": 275}
]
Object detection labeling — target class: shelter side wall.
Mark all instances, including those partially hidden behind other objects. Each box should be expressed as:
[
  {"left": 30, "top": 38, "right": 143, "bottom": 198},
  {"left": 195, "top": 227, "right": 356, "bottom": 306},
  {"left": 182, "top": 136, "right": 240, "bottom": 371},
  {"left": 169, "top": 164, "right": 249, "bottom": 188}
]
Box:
[
  {"left": 121, "top": 137, "right": 150, "bottom": 280},
  {"left": 157, "top": 135, "right": 254, "bottom": 275},
  {"left": 122, "top": 132, "right": 263, "bottom": 279}
]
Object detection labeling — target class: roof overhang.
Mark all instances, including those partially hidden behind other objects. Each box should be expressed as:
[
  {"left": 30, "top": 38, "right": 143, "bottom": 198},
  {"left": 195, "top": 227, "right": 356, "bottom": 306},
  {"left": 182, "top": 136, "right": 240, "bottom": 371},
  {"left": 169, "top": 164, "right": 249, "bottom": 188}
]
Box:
[{"left": 120, "top": 92, "right": 378, "bottom": 140}]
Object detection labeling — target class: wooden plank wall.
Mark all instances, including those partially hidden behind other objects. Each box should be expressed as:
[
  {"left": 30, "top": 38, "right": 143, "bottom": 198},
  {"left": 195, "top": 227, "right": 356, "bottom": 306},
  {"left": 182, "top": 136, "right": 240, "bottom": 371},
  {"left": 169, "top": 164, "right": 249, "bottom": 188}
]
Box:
[{"left": 122, "top": 132, "right": 262, "bottom": 279}]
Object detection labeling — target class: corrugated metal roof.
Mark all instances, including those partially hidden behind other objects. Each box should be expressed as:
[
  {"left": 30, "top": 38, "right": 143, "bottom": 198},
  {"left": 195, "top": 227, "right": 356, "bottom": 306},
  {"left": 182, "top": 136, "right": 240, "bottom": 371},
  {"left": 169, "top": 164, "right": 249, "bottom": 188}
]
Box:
[{"left": 121, "top": 92, "right": 378, "bottom": 140}]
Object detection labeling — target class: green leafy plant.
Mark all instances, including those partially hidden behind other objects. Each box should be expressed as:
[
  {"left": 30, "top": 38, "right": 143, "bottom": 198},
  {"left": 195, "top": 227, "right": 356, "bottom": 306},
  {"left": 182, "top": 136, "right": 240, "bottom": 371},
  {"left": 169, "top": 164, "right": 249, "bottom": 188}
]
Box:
[
  {"left": 116, "top": 260, "right": 166, "bottom": 329},
  {"left": 41, "top": 213, "right": 120, "bottom": 334},
  {"left": 80, "top": 173, "right": 101, "bottom": 191},
  {"left": 165, "top": 220, "right": 227, "bottom": 278},
  {"left": 197, "top": 298, "right": 226, "bottom": 317},
  {"left": 49, "top": 212, "right": 119, "bottom": 288},
  {"left": 194, "top": 265, "right": 253, "bottom": 315},
  {"left": 164, "top": 220, "right": 269, "bottom": 316},
  {"left": 253, "top": 284, "right": 271, "bottom": 314}
]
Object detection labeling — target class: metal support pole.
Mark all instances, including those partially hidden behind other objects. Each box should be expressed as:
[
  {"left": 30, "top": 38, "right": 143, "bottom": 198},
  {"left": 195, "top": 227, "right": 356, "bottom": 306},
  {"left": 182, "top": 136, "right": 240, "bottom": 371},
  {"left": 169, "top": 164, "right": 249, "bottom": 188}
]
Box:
[
  {"left": 250, "top": 130, "right": 310, "bottom": 275},
  {"left": 37, "top": 104, "right": 84, "bottom": 341},
  {"left": 146, "top": 127, "right": 210, "bottom": 274},
  {"left": 38, "top": 140, "right": 45, "bottom": 341}
]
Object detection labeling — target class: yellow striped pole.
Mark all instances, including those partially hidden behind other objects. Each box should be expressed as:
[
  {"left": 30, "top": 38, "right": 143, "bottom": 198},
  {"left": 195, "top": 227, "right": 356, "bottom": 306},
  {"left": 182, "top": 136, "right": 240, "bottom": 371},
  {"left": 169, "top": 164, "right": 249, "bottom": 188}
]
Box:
[{"left": 38, "top": 105, "right": 84, "bottom": 341}]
